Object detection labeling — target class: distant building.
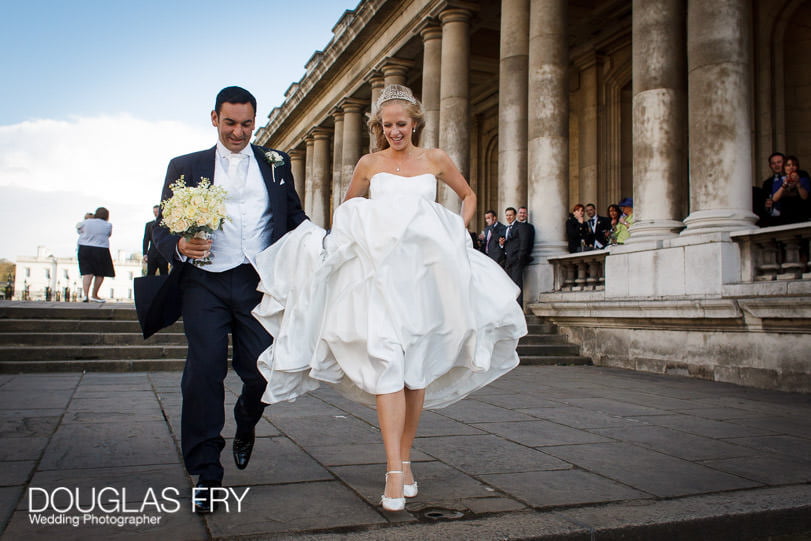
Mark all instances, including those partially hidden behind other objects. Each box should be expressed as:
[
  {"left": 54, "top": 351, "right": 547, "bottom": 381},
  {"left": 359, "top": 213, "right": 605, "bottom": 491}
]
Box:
[{"left": 14, "top": 246, "right": 141, "bottom": 302}]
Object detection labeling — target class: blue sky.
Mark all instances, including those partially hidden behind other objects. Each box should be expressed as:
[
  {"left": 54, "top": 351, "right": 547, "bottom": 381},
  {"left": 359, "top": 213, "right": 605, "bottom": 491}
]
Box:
[{"left": 0, "top": 0, "right": 357, "bottom": 260}]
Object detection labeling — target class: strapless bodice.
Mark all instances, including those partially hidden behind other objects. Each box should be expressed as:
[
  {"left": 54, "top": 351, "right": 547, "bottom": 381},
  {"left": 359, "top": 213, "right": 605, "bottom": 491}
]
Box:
[{"left": 369, "top": 172, "right": 436, "bottom": 201}]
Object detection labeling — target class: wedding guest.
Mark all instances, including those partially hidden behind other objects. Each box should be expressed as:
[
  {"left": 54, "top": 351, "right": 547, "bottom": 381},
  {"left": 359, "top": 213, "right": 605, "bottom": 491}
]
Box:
[
  {"left": 76, "top": 207, "right": 114, "bottom": 302},
  {"left": 584, "top": 203, "right": 611, "bottom": 249},
  {"left": 756, "top": 152, "right": 785, "bottom": 226},
  {"left": 566, "top": 204, "right": 590, "bottom": 252},
  {"left": 147, "top": 86, "right": 307, "bottom": 513},
  {"left": 251, "top": 84, "right": 525, "bottom": 512},
  {"left": 771, "top": 155, "right": 810, "bottom": 224},
  {"left": 502, "top": 206, "right": 535, "bottom": 306},
  {"left": 143, "top": 205, "right": 169, "bottom": 275},
  {"left": 480, "top": 209, "right": 506, "bottom": 265},
  {"left": 605, "top": 204, "right": 622, "bottom": 246},
  {"left": 614, "top": 197, "right": 635, "bottom": 244}
]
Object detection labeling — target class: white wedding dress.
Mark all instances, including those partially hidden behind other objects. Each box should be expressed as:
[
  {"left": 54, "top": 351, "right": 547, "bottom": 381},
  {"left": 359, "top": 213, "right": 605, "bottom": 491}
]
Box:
[{"left": 252, "top": 172, "right": 527, "bottom": 409}]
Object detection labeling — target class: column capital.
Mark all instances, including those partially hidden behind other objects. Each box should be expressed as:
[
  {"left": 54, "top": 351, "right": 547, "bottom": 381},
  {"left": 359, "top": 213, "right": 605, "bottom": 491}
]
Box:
[
  {"left": 439, "top": 6, "right": 473, "bottom": 25},
  {"left": 304, "top": 133, "right": 315, "bottom": 144},
  {"left": 338, "top": 97, "right": 367, "bottom": 114},
  {"left": 365, "top": 70, "right": 385, "bottom": 89},
  {"left": 416, "top": 19, "right": 442, "bottom": 41},
  {"left": 287, "top": 148, "right": 305, "bottom": 160},
  {"left": 330, "top": 107, "right": 345, "bottom": 121},
  {"left": 308, "top": 127, "right": 332, "bottom": 141},
  {"left": 376, "top": 57, "right": 414, "bottom": 77}
]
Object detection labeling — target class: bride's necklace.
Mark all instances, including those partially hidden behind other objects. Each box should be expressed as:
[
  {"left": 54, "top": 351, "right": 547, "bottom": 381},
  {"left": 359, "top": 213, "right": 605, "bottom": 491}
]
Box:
[{"left": 391, "top": 150, "right": 416, "bottom": 173}]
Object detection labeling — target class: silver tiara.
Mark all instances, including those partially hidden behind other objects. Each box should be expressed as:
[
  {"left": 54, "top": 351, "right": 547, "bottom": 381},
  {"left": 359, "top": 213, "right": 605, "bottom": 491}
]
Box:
[{"left": 376, "top": 86, "right": 417, "bottom": 108}]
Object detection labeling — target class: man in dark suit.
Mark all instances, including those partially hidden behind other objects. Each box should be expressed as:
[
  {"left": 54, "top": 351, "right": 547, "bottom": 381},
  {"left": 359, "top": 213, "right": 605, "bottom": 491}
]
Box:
[
  {"left": 143, "top": 205, "right": 169, "bottom": 275},
  {"left": 479, "top": 209, "right": 506, "bottom": 266},
  {"left": 502, "top": 207, "right": 534, "bottom": 307},
  {"left": 584, "top": 203, "right": 611, "bottom": 249},
  {"left": 151, "top": 87, "right": 307, "bottom": 513}
]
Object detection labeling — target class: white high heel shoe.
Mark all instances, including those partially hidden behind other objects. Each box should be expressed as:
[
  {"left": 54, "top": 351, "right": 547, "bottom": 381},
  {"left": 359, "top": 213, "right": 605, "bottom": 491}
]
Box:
[
  {"left": 380, "top": 470, "right": 405, "bottom": 511},
  {"left": 402, "top": 461, "right": 418, "bottom": 498}
]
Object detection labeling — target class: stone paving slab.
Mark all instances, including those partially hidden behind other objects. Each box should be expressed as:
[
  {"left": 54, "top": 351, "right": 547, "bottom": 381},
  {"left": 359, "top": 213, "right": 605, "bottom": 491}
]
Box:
[{"left": 0, "top": 365, "right": 809, "bottom": 539}]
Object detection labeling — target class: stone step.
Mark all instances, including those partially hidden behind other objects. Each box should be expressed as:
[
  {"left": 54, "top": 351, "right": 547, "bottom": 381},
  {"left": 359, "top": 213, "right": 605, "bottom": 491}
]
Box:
[
  {"left": 0, "top": 332, "right": 187, "bottom": 346},
  {"left": 0, "top": 304, "right": 138, "bottom": 321},
  {"left": 519, "top": 355, "right": 592, "bottom": 366},
  {"left": 517, "top": 343, "right": 582, "bottom": 356},
  {"left": 0, "top": 359, "right": 186, "bottom": 373},
  {"left": 0, "top": 319, "right": 184, "bottom": 333},
  {"left": 0, "top": 345, "right": 192, "bottom": 362},
  {"left": 518, "top": 333, "right": 569, "bottom": 345}
]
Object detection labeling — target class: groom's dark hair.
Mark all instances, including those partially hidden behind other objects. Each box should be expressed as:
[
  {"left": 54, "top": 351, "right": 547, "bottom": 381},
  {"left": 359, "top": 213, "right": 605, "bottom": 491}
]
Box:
[{"left": 215, "top": 86, "right": 257, "bottom": 115}]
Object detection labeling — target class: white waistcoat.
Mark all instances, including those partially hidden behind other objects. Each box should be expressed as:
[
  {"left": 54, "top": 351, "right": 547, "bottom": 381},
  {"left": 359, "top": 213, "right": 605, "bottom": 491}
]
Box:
[{"left": 204, "top": 151, "right": 272, "bottom": 272}]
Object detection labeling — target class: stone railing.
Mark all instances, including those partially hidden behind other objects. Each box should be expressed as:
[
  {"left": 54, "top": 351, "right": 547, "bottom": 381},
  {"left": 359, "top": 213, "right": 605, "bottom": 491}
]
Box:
[
  {"left": 731, "top": 222, "right": 811, "bottom": 282},
  {"left": 547, "top": 249, "right": 609, "bottom": 291}
]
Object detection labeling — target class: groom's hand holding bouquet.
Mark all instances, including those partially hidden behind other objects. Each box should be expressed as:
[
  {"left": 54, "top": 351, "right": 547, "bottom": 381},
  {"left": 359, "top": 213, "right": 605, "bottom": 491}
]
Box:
[{"left": 160, "top": 176, "right": 229, "bottom": 266}]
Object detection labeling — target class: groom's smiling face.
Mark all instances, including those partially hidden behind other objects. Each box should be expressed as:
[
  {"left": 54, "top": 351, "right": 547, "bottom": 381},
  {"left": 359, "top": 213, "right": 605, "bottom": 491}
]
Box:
[{"left": 211, "top": 102, "right": 256, "bottom": 153}]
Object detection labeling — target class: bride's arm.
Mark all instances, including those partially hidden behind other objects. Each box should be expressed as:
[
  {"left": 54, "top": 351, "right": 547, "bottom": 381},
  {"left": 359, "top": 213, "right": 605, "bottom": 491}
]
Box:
[
  {"left": 343, "top": 155, "right": 372, "bottom": 202},
  {"left": 432, "top": 149, "right": 477, "bottom": 227}
]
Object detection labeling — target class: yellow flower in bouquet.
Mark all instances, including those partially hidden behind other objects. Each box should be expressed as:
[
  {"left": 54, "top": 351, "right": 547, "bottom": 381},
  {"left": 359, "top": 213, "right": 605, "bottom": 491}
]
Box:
[{"left": 160, "top": 176, "right": 229, "bottom": 265}]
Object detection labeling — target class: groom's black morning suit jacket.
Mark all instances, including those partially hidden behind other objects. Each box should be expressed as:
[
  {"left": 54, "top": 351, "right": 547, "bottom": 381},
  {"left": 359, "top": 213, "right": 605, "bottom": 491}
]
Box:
[{"left": 148, "top": 143, "right": 307, "bottom": 483}]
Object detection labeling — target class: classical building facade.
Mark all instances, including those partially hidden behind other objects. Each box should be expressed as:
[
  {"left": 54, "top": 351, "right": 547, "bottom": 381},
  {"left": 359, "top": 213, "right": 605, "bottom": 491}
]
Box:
[{"left": 255, "top": 0, "right": 811, "bottom": 391}]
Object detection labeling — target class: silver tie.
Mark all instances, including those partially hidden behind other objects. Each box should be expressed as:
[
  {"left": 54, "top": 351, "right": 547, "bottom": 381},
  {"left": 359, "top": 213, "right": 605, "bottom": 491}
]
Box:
[{"left": 227, "top": 153, "right": 247, "bottom": 189}]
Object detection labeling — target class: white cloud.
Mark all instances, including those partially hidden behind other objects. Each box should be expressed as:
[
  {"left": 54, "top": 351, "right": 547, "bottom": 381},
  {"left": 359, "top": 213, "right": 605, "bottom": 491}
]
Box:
[{"left": 0, "top": 115, "right": 213, "bottom": 261}]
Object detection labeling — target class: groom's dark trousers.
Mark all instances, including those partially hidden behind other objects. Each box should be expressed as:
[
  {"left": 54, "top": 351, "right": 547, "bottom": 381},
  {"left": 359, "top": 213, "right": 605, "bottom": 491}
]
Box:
[{"left": 180, "top": 263, "right": 271, "bottom": 482}]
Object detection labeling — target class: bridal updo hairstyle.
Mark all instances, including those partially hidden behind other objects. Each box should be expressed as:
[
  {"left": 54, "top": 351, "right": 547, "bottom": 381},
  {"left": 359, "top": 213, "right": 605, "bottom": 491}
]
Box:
[{"left": 368, "top": 84, "right": 425, "bottom": 152}]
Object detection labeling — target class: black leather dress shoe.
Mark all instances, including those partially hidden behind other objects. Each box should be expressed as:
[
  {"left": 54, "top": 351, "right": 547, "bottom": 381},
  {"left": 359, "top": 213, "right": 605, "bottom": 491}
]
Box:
[
  {"left": 193, "top": 480, "right": 221, "bottom": 514},
  {"left": 233, "top": 430, "right": 255, "bottom": 470}
]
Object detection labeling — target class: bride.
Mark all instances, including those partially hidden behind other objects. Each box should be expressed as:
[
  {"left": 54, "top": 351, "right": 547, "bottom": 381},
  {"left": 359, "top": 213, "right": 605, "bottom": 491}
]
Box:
[{"left": 252, "top": 84, "right": 526, "bottom": 511}]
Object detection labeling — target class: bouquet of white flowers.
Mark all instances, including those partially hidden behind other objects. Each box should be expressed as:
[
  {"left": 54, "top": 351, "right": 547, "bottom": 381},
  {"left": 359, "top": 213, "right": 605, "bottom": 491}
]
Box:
[{"left": 160, "top": 176, "right": 228, "bottom": 266}]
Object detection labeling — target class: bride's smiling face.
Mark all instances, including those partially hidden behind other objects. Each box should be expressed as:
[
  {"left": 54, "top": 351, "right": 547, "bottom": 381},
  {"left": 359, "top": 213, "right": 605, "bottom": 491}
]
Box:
[{"left": 380, "top": 103, "right": 415, "bottom": 151}]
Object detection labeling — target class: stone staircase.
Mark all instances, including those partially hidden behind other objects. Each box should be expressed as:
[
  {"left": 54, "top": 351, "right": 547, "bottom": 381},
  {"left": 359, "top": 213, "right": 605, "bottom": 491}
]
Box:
[
  {"left": 519, "top": 314, "right": 591, "bottom": 366},
  {"left": 0, "top": 302, "right": 187, "bottom": 372},
  {"left": 0, "top": 302, "right": 589, "bottom": 372}
]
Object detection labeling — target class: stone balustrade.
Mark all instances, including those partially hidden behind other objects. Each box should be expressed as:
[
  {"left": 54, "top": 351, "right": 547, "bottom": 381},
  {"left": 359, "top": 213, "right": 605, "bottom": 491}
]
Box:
[
  {"left": 731, "top": 222, "right": 811, "bottom": 282},
  {"left": 546, "top": 249, "right": 608, "bottom": 291}
]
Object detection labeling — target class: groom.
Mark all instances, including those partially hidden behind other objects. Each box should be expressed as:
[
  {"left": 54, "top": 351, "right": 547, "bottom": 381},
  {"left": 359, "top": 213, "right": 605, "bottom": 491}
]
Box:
[{"left": 151, "top": 86, "right": 307, "bottom": 513}]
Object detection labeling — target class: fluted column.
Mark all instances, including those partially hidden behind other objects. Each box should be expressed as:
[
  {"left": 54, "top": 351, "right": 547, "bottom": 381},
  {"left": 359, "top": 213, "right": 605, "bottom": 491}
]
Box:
[
  {"left": 367, "top": 73, "right": 385, "bottom": 152},
  {"left": 304, "top": 134, "right": 315, "bottom": 216},
  {"left": 498, "top": 0, "right": 530, "bottom": 213},
  {"left": 438, "top": 7, "right": 472, "bottom": 211},
  {"left": 288, "top": 149, "right": 306, "bottom": 208},
  {"left": 310, "top": 128, "right": 332, "bottom": 227},
  {"left": 341, "top": 99, "right": 366, "bottom": 197},
  {"left": 576, "top": 53, "right": 598, "bottom": 207},
  {"left": 527, "top": 0, "right": 568, "bottom": 258},
  {"left": 420, "top": 23, "right": 442, "bottom": 149},
  {"left": 682, "top": 0, "right": 757, "bottom": 234},
  {"left": 331, "top": 109, "right": 344, "bottom": 214},
  {"left": 628, "top": 0, "right": 687, "bottom": 242},
  {"left": 380, "top": 58, "right": 413, "bottom": 87}
]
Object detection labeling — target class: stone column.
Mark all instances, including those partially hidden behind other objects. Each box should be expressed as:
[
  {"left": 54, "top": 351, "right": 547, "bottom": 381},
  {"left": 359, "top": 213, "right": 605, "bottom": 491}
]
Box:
[
  {"left": 288, "top": 149, "right": 306, "bottom": 207},
  {"left": 341, "top": 99, "right": 366, "bottom": 197},
  {"left": 331, "top": 109, "right": 344, "bottom": 214},
  {"left": 498, "top": 0, "right": 530, "bottom": 213},
  {"left": 420, "top": 23, "right": 442, "bottom": 149},
  {"left": 310, "top": 128, "right": 332, "bottom": 228},
  {"left": 527, "top": 0, "right": 569, "bottom": 262},
  {"left": 438, "top": 7, "right": 472, "bottom": 211},
  {"left": 576, "top": 53, "right": 598, "bottom": 207},
  {"left": 367, "top": 73, "right": 384, "bottom": 152},
  {"left": 628, "top": 0, "right": 687, "bottom": 243},
  {"left": 304, "top": 134, "right": 315, "bottom": 216},
  {"left": 380, "top": 58, "right": 413, "bottom": 87},
  {"left": 682, "top": 0, "right": 757, "bottom": 234}
]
